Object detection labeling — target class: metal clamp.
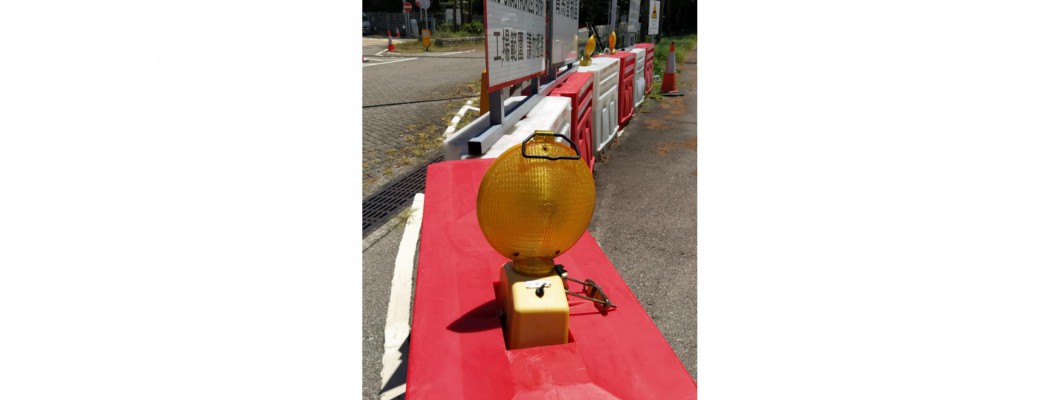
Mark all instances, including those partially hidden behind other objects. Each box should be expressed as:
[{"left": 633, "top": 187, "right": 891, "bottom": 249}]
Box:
[
  {"left": 554, "top": 265, "right": 617, "bottom": 313},
  {"left": 521, "top": 131, "right": 581, "bottom": 161}
]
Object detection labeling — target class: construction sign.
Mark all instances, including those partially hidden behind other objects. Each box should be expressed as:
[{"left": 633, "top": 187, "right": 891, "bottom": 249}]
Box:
[
  {"left": 484, "top": 0, "right": 546, "bottom": 91},
  {"left": 648, "top": 0, "right": 660, "bottom": 35},
  {"left": 551, "top": 0, "right": 579, "bottom": 65},
  {"left": 628, "top": 0, "right": 641, "bottom": 32}
]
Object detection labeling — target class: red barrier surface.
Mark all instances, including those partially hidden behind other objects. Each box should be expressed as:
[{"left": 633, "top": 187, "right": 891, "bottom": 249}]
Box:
[
  {"left": 549, "top": 72, "right": 595, "bottom": 171},
  {"left": 408, "top": 159, "right": 697, "bottom": 399},
  {"left": 603, "top": 51, "right": 636, "bottom": 127},
  {"left": 634, "top": 43, "right": 655, "bottom": 94}
]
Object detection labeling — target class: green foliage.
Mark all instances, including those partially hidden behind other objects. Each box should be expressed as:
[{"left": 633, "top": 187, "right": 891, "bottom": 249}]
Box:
[
  {"left": 652, "top": 34, "right": 696, "bottom": 81},
  {"left": 461, "top": 21, "right": 484, "bottom": 35},
  {"left": 433, "top": 29, "right": 474, "bottom": 39}
]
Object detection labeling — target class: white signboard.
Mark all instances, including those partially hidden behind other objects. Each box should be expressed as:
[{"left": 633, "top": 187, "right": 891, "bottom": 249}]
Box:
[
  {"left": 485, "top": 0, "right": 547, "bottom": 91},
  {"left": 647, "top": 0, "right": 660, "bottom": 35},
  {"left": 627, "top": 0, "right": 641, "bottom": 33},
  {"left": 551, "top": 0, "right": 578, "bottom": 65}
]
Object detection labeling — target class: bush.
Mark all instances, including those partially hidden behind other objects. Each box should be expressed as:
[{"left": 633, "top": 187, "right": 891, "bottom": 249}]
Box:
[
  {"left": 461, "top": 21, "right": 484, "bottom": 35},
  {"left": 438, "top": 22, "right": 454, "bottom": 32}
]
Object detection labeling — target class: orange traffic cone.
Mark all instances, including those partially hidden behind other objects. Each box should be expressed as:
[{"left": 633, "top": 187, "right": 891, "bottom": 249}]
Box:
[
  {"left": 387, "top": 30, "right": 396, "bottom": 52},
  {"left": 661, "top": 41, "right": 679, "bottom": 95}
]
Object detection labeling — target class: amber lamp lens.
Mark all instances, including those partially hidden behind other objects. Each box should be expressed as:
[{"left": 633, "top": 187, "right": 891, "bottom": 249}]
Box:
[{"left": 477, "top": 137, "right": 596, "bottom": 276}]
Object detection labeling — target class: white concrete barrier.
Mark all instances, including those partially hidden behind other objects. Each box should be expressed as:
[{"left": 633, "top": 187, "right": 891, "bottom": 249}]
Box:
[
  {"left": 631, "top": 48, "right": 646, "bottom": 108},
  {"left": 468, "top": 96, "right": 572, "bottom": 160},
  {"left": 442, "top": 96, "right": 527, "bottom": 160},
  {"left": 577, "top": 57, "right": 620, "bottom": 156}
]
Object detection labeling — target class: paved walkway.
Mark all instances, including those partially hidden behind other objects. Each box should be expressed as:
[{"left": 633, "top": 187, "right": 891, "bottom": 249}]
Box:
[{"left": 588, "top": 49, "right": 699, "bottom": 379}]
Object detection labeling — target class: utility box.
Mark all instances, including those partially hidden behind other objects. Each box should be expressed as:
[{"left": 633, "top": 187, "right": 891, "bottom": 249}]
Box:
[
  {"left": 630, "top": 47, "right": 646, "bottom": 108},
  {"left": 634, "top": 43, "right": 655, "bottom": 94},
  {"left": 603, "top": 51, "right": 636, "bottom": 128},
  {"left": 548, "top": 72, "right": 595, "bottom": 171},
  {"left": 577, "top": 57, "right": 620, "bottom": 157}
]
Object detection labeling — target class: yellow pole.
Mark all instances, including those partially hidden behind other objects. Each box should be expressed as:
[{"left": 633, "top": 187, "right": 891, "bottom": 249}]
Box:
[{"left": 480, "top": 69, "right": 489, "bottom": 117}]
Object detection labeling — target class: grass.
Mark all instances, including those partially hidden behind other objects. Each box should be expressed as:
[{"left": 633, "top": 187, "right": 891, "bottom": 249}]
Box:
[
  {"left": 648, "top": 82, "right": 663, "bottom": 100},
  {"left": 364, "top": 77, "right": 482, "bottom": 190},
  {"left": 439, "top": 77, "right": 484, "bottom": 133},
  {"left": 363, "top": 122, "right": 443, "bottom": 193},
  {"left": 392, "top": 39, "right": 483, "bottom": 53},
  {"left": 646, "top": 34, "right": 697, "bottom": 101},
  {"left": 390, "top": 202, "right": 421, "bottom": 226},
  {"left": 432, "top": 30, "right": 476, "bottom": 39},
  {"left": 652, "top": 34, "right": 697, "bottom": 85},
  {"left": 404, "top": 122, "right": 444, "bottom": 158}
]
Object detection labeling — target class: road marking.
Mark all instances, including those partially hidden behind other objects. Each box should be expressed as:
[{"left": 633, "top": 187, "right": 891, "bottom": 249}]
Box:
[
  {"left": 363, "top": 57, "right": 417, "bottom": 67},
  {"left": 375, "top": 49, "right": 388, "bottom": 56},
  {"left": 380, "top": 193, "right": 425, "bottom": 400},
  {"left": 380, "top": 385, "right": 406, "bottom": 400},
  {"left": 444, "top": 99, "right": 478, "bottom": 138},
  {"left": 435, "top": 50, "right": 474, "bottom": 56}
]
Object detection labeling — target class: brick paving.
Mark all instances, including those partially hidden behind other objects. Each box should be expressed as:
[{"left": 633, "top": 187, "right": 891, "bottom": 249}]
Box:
[{"left": 362, "top": 47, "right": 484, "bottom": 196}]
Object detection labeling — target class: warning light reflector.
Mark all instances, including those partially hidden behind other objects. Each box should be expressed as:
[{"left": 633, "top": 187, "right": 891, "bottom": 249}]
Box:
[{"left": 477, "top": 132, "right": 596, "bottom": 276}]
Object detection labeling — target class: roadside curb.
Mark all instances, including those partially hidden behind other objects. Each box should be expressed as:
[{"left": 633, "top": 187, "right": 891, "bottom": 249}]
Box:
[{"left": 363, "top": 216, "right": 402, "bottom": 252}]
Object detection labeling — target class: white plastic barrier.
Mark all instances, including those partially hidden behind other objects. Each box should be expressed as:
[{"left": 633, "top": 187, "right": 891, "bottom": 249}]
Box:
[
  {"left": 577, "top": 57, "right": 620, "bottom": 156},
  {"left": 470, "top": 96, "right": 572, "bottom": 159},
  {"left": 631, "top": 48, "right": 646, "bottom": 108},
  {"left": 443, "top": 96, "right": 530, "bottom": 160}
]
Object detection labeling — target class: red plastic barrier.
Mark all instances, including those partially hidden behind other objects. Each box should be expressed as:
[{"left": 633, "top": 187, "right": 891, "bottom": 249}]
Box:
[
  {"left": 407, "top": 160, "right": 697, "bottom": 400},
  {"left": 603, "top": 51, "right": 636, "bottom": 127},
  {"left": 634, "top": 43, "right": 655, "bottom": 94},
  {"left": 548, "top": 72, "right": 595, "bottom": 171}
]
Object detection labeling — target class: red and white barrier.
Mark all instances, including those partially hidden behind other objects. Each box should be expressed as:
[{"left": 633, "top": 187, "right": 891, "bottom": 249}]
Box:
[
  {"left": 603, "top": 51, "right": 636, "bottom": 128},
  {"left": 577, "top": 57, "right": 620, "bottom": 156},
  {"left": 630, "top": 47, "right": 646, "bottom": 108},
  {"left": 634, "top": 43, "right": 655, "bottom": 94},
  {"left": 549, "top": 71, "right": 595, "bottom": 171}
]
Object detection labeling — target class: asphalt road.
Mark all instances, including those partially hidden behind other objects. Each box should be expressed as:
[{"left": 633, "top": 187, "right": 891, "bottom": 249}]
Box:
[
  {"left": 588, "top": 50, "right": 699, "bottom": 379},
  {"left": 361, "top": 221, "right": 407, "bottom": 400},
  {"left": 361, "top": 50, "right": 699, "bottom": 399}
]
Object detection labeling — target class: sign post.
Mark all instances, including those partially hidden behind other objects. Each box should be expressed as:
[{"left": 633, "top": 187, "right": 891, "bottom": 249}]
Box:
[
  {"left": 550, "top": 0, "right": 579, "bottom": 80},
  {"left": 627, "top": 0, "right": 641, "bottom": 44},
  {"left": 417, "top": 0, "right": 430, "bottom": 37},
  {"left": 647, "top": 0, "right": 660, "bottom": 37}
]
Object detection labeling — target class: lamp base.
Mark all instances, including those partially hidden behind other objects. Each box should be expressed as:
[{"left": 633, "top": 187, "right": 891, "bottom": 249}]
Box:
[{"left": 496, "top": 262, "right": 570, "bottom": 349}]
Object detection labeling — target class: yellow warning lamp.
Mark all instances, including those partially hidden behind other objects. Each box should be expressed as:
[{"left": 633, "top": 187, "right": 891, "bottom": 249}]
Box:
[
  {"left": 478, "top": 132, "right": 595, "bottom": 276},
  {"left": 478, "top": 131, "right": 595, "bottom": 349},
  {"left": 580, "top": 35, "right": 596, "bottom": 66},
  {"left": 421, "top": 29, "right": 431, "bottom": 51},
  {"left": 608, "top": 31, "right": 616, "bottom": 53}
]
